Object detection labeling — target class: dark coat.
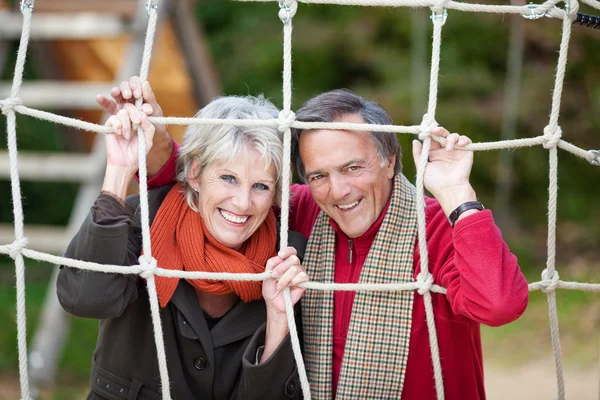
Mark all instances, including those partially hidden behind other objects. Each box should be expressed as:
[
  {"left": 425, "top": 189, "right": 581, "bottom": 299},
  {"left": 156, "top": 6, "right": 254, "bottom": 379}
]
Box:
[{"left": 57, "top": 184, "right": 306, "bottom": 400}]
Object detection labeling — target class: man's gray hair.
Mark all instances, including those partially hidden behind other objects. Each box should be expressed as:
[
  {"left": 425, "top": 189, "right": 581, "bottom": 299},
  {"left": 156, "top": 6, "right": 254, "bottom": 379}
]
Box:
[
  {"left": 176, "top": 95, "right": 283, "bottom": 211},
  {"left": 291, "top": 89, "right": 402, "bottom": 182}
]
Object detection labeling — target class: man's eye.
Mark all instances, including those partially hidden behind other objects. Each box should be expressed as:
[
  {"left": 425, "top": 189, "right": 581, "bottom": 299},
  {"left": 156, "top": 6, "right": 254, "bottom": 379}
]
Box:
[
  {"left": 221, "top": 175, "right": 236, "bottom": 183},
  {"left": 253, "top": 183, "right": 270, "bottom": 191},
  {"left": 347, "top": 166, "right": 360, "bottom": 172},
  {"left": 310, "top": 174, "right": 325, "bottom": 182}
]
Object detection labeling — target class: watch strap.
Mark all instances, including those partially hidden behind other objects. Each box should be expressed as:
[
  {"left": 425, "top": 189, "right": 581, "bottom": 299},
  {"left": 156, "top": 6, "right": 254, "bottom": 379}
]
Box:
[{"left": 448, "top": 201, "right": 484, "bottom": 227}]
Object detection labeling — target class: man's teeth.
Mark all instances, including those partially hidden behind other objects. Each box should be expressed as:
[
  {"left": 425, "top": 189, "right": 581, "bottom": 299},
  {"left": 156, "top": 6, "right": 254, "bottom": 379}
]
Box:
[
  {"left": 220, "top": 210, "right": 249, "bottom": 224},
  {"left": 338, "top": 200, "right": 359, "bottom": 211}
]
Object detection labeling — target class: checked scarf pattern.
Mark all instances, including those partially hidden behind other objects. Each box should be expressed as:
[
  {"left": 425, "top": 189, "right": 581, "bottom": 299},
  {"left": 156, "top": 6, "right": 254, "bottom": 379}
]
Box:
[{"left": 302, "top": 175, "right": 418, "bottom": 399}]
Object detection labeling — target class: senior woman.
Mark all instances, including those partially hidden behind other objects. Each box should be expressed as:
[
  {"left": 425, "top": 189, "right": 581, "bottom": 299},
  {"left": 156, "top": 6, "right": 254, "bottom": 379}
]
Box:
[{"left": 57, "top": 85, "right": 308, "bottom": 400}]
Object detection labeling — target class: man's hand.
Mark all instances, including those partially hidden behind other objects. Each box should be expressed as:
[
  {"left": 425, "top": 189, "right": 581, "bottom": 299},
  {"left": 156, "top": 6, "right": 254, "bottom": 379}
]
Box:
[
  {"left": 97, "top": 77, "right": 172, "bottom": 177},
  {"left": 412, "top": 127, "right": 478, "bottom": 219}
]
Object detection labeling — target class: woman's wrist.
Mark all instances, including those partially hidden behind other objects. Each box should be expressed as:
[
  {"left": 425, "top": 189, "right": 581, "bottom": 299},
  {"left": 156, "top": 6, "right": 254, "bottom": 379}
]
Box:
[
  {"left": 260, "top": 312, "right": 290, "bottom": 363},
  {"left": 102, "top": 164, "right": 137, "bottom": 201}
]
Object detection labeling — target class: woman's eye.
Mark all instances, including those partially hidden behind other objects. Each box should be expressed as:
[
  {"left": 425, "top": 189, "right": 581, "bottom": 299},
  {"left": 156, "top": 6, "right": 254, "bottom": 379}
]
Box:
[
  {"left": 221, "top": 175, "right": 236, "bottom": 184},
  {"left": 253, "top": 183, "right": 270, "bottom": 191}
]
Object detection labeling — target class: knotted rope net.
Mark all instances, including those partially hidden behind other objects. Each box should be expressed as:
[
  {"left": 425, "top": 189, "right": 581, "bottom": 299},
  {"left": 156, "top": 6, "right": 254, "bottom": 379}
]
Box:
[{"left": 1, "top": 0, "right": 599, "bottom": 399}]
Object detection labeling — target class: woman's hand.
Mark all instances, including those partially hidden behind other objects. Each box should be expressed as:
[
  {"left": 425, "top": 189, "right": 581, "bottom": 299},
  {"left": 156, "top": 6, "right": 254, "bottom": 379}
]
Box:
[
  {"left": 97, "top": 77, "right": 171, "bottom": 177},
  {"left": 260, "top": 247, "right": 308, "bottom": 363},
  {"left": 263, "top": 247, "right": 308, "bottom": 316},
  {"left": 101, "top": 105, "right": 155, "bottom": 201}
]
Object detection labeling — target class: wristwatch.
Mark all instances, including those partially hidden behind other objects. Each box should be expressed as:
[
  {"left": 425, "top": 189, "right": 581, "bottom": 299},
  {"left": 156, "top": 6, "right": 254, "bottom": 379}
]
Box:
[{"left": 448, "top": 201, "right": 484, "bottom": 227}]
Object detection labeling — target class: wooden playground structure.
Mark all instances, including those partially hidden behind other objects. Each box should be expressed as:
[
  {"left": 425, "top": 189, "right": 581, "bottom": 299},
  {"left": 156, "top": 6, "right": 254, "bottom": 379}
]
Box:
[{"left": 0, "top": 0, "right": 220, "bottom": 389}]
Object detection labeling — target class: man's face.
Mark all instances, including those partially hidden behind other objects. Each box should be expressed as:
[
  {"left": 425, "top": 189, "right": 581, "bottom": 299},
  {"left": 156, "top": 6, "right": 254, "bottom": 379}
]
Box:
[{"left": 299, "top": 113, "right": 395, "bottom": 238}]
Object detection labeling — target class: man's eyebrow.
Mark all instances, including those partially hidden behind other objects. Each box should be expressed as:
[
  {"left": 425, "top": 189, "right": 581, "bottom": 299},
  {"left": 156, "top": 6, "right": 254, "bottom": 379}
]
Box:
[{"left": 305, "top": 159, "right": 365, "bottom": 177}]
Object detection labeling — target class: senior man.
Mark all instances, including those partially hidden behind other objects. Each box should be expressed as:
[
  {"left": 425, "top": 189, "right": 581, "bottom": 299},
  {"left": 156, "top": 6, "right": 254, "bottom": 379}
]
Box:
[{"left": 100, "top": 84, "right": 529, "bottom": 400}]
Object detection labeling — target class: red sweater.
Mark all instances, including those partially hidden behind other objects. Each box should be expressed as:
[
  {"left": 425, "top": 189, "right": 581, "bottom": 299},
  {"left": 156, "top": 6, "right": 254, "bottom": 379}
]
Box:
[{"left": 146, "top": 144, "right": 529, "bottom": 400}]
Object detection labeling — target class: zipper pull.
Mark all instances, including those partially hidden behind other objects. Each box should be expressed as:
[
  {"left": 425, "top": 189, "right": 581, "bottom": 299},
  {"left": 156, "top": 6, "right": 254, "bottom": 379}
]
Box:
[{"left": 348, "top": 239, "right": 353, "bottom": 264}]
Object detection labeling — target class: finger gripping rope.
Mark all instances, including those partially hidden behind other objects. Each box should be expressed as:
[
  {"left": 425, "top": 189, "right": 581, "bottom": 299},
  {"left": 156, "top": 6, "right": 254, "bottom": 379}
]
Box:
[
  {"left": 541, "top": 268, "right": 560, "bottom": 293},
  {"left": 543, "top": 125, "right": 563, "bottom": 149},
  {"left": 278, "top": 110, "right": 296, "bottom": 132},
  {"left": 8, "top": 238, "right": 28, "bottom": 260},
  {"left": 1, "top": 97, "right": 23, "bottom": 115},
  {"left": 416, "top": 272, "right": 434, "bottom": 295},
  {"left": 139, "top": 255, "right": 158, "bottom": 280}
]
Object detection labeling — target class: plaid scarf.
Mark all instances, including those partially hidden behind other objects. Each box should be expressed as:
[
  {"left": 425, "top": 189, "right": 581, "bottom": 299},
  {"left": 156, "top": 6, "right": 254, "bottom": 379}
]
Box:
[{"left": 302, "top": 175, "right": 418, "bottom": 399}]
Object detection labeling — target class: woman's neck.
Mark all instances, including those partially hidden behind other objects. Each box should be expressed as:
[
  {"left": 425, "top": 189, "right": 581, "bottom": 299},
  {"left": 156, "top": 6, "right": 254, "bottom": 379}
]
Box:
[{"left": 195, "top": 289, "right": 239, "bottom": 318}]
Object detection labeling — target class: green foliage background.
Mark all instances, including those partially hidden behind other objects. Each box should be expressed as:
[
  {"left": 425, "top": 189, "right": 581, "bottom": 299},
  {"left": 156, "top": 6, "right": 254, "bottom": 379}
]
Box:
[{"left": 0, "top": 1, "right": 598, "bottom": 395}]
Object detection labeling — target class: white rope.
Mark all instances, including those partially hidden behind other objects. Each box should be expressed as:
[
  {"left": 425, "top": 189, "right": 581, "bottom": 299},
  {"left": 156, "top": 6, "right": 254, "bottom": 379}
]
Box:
[
  {"left": 415, "top": 8, "right": 447, "bottom": 398},
  {"left": 129, "top": 5, "right": 173, "bottom": 399},
  {"left": 4, "top": 4, "right": 35, "bottom": 399},
  {"left": 2, "top": 0, "right": 599, "bottom": 399},
  {"left": 276, "top": 2, "right": 312, "bottom": 398}
]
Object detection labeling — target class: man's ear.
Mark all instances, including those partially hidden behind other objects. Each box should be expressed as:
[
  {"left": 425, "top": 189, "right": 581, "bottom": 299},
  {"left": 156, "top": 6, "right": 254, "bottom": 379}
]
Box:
[{"left": 386, "top": 155, "right": 397, "bottom": 179}]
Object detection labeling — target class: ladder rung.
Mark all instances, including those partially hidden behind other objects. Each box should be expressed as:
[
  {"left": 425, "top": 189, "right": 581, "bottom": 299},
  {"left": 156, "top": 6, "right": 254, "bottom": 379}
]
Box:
[
  {"left": 0, "top": 152, "right": 103, "bottom": 182},
  {"left": 0, "top": 12, "right": 130, "bottom": 40},
  {"left": 0, "top": 224, "right": 69, "bottom": 254},
  {"left": 0, "top": 81, "right": 115, "bottom": 110}
]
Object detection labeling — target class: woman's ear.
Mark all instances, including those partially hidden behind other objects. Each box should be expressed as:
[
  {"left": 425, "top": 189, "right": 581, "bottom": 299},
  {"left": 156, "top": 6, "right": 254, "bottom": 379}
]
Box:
[{"left": 188, "top": 158, "right": 201, "bottom": 183}]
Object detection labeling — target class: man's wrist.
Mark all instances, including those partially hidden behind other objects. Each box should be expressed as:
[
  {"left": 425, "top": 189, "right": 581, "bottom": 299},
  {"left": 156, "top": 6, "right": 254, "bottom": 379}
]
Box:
[{"left": 435, "top": 184, "right": 477, "bottom": 217}]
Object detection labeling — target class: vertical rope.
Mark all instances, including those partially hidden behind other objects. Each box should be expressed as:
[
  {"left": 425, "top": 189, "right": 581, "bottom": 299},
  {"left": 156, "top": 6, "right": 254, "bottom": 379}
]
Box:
[
  {"left": 6, "top": 5, "right": 34, "bottom": 399},
  {"left": 417, "top": 8, "right": 447, "bottom": 400},
  {"left": 542, "top": 1, "right": 577, "bottom": 397},
  {"left": 277, "top": 1, "right": 311, "bottom": 398},
  {"left": 133, "top": 4, "right": 172, "bottom": 399}
]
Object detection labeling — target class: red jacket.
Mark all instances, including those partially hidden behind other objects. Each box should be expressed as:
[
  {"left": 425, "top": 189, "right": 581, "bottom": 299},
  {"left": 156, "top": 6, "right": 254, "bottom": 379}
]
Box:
[
  {"left": 146, "top": 144, "right": 529, "bottom": 399},
  {"left": 289, "top": 183, "right": 528, "bottom": 400}
]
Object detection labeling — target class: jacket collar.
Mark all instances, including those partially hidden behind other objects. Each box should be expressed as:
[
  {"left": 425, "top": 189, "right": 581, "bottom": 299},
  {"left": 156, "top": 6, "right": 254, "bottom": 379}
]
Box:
[{"left": 169, "top": 281, "right": 266, "bottom": 348}]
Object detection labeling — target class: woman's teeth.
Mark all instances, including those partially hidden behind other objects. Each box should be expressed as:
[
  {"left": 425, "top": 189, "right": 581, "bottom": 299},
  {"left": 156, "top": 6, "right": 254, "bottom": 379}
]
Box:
[{"left": 220, "top": 209, "right": 249, "bottom": 224}]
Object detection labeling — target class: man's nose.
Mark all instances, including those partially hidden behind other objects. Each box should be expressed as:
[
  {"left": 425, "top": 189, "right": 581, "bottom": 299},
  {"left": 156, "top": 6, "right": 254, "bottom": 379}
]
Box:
[{"left": 329, "top": 174, "right": 351, "bottom": 201}]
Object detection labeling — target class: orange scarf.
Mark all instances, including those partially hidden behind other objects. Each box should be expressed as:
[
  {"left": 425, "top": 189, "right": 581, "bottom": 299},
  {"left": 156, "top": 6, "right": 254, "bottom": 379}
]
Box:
[{"left": 150, "top": 184, "right": 277, "bottom": 308}]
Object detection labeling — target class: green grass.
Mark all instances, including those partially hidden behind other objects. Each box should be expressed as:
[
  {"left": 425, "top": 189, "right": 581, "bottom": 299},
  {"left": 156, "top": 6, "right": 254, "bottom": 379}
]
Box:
[{"left": 0, "top": 257, "right": 98, "bottom": 397}]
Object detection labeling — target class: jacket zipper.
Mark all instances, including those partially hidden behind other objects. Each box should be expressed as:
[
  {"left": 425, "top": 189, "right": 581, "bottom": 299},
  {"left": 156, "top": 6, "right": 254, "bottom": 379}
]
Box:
[{"left": 348, "top": 239, "right": 353, "bottom": 264}]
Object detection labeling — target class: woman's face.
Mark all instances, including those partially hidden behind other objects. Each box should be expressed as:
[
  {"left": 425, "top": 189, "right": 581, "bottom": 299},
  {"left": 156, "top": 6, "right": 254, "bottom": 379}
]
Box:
[{"left": 192, "top": 147, "right": 277, "bottom": 249}]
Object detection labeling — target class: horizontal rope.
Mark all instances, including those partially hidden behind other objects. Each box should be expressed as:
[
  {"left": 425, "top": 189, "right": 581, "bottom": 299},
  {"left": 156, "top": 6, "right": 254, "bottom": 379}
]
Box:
[
  {"left": 235, "top": 0, "right": 574, "bottom": 18},
  {"left": 1, "top": 99, "right": 597, "bottom": 165},
  {"left": 1, "top": 244, "right": 598, "bottom": 293}
]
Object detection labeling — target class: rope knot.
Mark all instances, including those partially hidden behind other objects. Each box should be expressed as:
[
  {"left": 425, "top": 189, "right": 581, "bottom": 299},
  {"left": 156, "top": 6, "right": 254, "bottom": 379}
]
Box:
[
  {"left": 416, "top": 272, "right": 434, "bottom": 295},
  {"left": 139, "top": 255, "right": 158, "bottom": 280},
  {"left": 278, "top": 0, "right": 298, "bottom": 24},
  {"left": 542, "top": 125, "right": 562, "bottom": 149},
  {"left": 431, "top": 0, "right": 448, "bottom": 14},
  {"left": 566, "top": 0, "right": 579, "bottom": 19},
  {"left": 541, "top": 268, "right": 560, "bottom": 293},
  {"left": 430, "top": 2, "right": 449, "bottom": 25},
  {"left": 278, "top": 110, "right": 296, "bottom": 132},
  {"left": 588, "top": 150, "right": 600, "bottom": 166},
  {"left": 419, "top": 114, "right": 438, "bottom": 141},
  {"left": 1, "top": 97, "right": 22, "bottom": 115},
  {"left": 8, "top": 238, "right": 28, "bottom": 259}
]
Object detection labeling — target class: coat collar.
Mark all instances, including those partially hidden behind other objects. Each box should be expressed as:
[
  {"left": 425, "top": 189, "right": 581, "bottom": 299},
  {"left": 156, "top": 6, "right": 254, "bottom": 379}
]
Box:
[{"left": 169, "top": 281, "right": 266, "bottom": 349}]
